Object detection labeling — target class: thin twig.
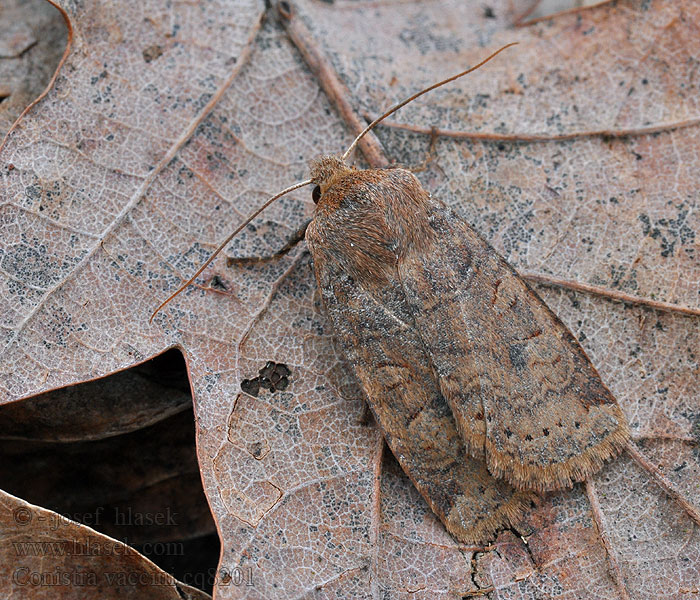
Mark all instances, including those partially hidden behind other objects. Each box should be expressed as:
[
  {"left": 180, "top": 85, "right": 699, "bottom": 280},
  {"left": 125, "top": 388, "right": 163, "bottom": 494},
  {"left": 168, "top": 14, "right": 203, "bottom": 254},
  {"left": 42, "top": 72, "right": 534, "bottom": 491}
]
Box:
[
  {"left": 625, "top": 440, "right": 700, "bottom": 527},
  {"left": 278, "top": 2, "right": 389, "bottom": 168},
  {"left": 585, "top": 479, "right": 632, "bottom": 600},
  {"left": 366, "top": 115, "right": 700, "bottom": 142},
  {"left": 522, "top": 272, "right": 700, "bottom": 318}
]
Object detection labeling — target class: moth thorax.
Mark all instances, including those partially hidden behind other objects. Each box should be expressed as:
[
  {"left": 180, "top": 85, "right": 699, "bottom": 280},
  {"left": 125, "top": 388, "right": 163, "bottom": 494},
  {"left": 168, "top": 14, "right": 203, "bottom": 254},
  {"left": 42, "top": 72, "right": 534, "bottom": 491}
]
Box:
[{"left": 309, "top": 155, "right": 352, "bottom": 192}]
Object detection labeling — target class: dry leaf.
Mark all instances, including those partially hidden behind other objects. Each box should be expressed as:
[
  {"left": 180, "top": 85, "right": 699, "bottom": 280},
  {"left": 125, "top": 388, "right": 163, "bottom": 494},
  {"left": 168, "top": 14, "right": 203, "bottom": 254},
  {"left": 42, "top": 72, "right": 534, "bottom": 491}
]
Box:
[
  {"left": 0, "top": 0, "right": 67, "bottom": 138},
  {"left": 0, "top": 0, "right": 698, "bottom": 598},
  {"left": 0, "top": 348, "right": 190, "bottom": 441},
  {"left": 0, "top": 489, "right": 211, "bottom": 599},
  {"left": 0, "top": 408, "right": 214, "bottom": 543}
]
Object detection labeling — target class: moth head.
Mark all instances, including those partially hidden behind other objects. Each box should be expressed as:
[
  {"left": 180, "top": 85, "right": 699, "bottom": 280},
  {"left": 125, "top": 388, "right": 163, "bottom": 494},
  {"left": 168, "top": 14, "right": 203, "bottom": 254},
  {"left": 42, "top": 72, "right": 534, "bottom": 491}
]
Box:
[
  {"left": 150, "top": 44, "right": 517, "bottom": 321},
  {"left": 309, "top": 155, "right": 353, "bottom": 203}
]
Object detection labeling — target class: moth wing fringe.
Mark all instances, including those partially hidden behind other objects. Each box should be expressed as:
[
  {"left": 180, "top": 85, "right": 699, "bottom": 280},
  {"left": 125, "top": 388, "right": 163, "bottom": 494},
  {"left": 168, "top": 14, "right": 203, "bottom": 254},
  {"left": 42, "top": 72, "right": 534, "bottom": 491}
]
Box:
[
  {"left": 484, "top": 416, "right": 629, "bottom": 492},
  {"left": 446, "top": 489, "right": 537, "bottom": 544}
]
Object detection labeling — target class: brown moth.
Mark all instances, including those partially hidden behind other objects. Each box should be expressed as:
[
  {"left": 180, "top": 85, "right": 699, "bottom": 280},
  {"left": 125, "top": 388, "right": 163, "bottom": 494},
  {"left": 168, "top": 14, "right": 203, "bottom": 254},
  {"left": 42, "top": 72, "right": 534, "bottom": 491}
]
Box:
[{"left": 153, "top": 45, "right": 629, "bottom": 543}]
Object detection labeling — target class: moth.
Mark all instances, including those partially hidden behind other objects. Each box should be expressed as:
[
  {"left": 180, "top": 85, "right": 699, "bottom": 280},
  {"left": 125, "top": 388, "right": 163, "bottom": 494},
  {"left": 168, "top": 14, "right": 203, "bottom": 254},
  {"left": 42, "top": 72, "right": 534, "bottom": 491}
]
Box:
[{"left": 153, "top": 45, "right": 629, "bottom": 543}]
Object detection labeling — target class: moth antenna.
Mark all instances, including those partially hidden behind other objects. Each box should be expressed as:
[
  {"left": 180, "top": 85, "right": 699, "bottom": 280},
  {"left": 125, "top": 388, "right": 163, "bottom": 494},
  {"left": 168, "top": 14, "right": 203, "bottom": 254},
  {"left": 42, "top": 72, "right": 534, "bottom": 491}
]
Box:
[
  {"left": 150, "top": 178, "right": 313, "bottom": 322},
  {"left": 341, "top": 42, "right": 518, "bottom": 162},
  {"left": 151, "top": 44, "right": 517, "bottom": 322}
]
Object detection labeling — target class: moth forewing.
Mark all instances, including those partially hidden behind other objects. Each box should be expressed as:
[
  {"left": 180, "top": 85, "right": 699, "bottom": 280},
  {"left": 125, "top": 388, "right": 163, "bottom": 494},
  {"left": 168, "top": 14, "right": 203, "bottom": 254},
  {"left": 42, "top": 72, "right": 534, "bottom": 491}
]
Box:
[
  {"left": 306, "top": 165, "right": 534, "bottom": 543},
  {"left": 396, "top": 190, "right": 630, "bottom": 492},
  {"left": 306, "top": 158, "right": 629, "bottom": 540}
]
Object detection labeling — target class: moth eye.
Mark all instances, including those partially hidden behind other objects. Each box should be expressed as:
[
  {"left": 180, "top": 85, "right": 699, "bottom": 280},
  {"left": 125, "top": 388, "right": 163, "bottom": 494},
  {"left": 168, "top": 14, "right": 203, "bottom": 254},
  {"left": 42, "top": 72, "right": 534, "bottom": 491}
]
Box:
[{"left": 312, "top": 185, "right": 321, "bottom": 204}]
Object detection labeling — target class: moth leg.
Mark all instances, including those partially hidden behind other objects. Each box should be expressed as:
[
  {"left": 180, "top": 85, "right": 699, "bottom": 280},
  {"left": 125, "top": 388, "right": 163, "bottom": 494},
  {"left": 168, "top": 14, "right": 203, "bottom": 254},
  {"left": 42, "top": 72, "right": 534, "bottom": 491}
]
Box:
[
  {"left": 401, "top": 126, "right": 440, "bottom": 174},
  {"left": 226, "top": 219, "right": 310, "bottom": 266}
]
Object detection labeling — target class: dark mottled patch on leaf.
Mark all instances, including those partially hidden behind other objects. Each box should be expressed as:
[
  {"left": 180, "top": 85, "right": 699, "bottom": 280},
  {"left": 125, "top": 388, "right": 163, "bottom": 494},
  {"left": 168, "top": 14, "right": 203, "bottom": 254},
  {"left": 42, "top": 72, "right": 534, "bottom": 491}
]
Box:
[
  {"left": 241, "top": 378, "right": 260, "bottom": 397},
  {"left": 142, "top": 44, "right": 163, "bottom": 63},
  {"left": 241, "top": 361, "right": 292, "bottom": 396}
]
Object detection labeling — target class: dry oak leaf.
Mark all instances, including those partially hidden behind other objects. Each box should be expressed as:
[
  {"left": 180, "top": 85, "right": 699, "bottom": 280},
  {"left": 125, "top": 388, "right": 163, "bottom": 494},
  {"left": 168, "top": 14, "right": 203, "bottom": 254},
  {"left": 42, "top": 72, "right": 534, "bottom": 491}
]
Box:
[
  {"left": 0, "top": 407, "right": 215, "bottom": 546},
  {"left": 0, "top": 489, "right": 211, "bottom": 599},
  {"left": 0, "top": 0, "right": 67, "bottom": 138},
  {"left": 0, "top": 348, "right": 192, "bottom": 441},
  {"left": 0, "top": 0, "right": 699, "bottom": 599}
]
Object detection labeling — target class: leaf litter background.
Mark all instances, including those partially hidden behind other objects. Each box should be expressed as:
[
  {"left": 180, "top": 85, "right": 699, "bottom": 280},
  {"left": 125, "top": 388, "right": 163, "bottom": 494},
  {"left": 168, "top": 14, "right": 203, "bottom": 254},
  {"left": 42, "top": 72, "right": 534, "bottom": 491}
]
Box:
[{"left": 0, "top": 0, "right": 699, "bottom": 598}]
